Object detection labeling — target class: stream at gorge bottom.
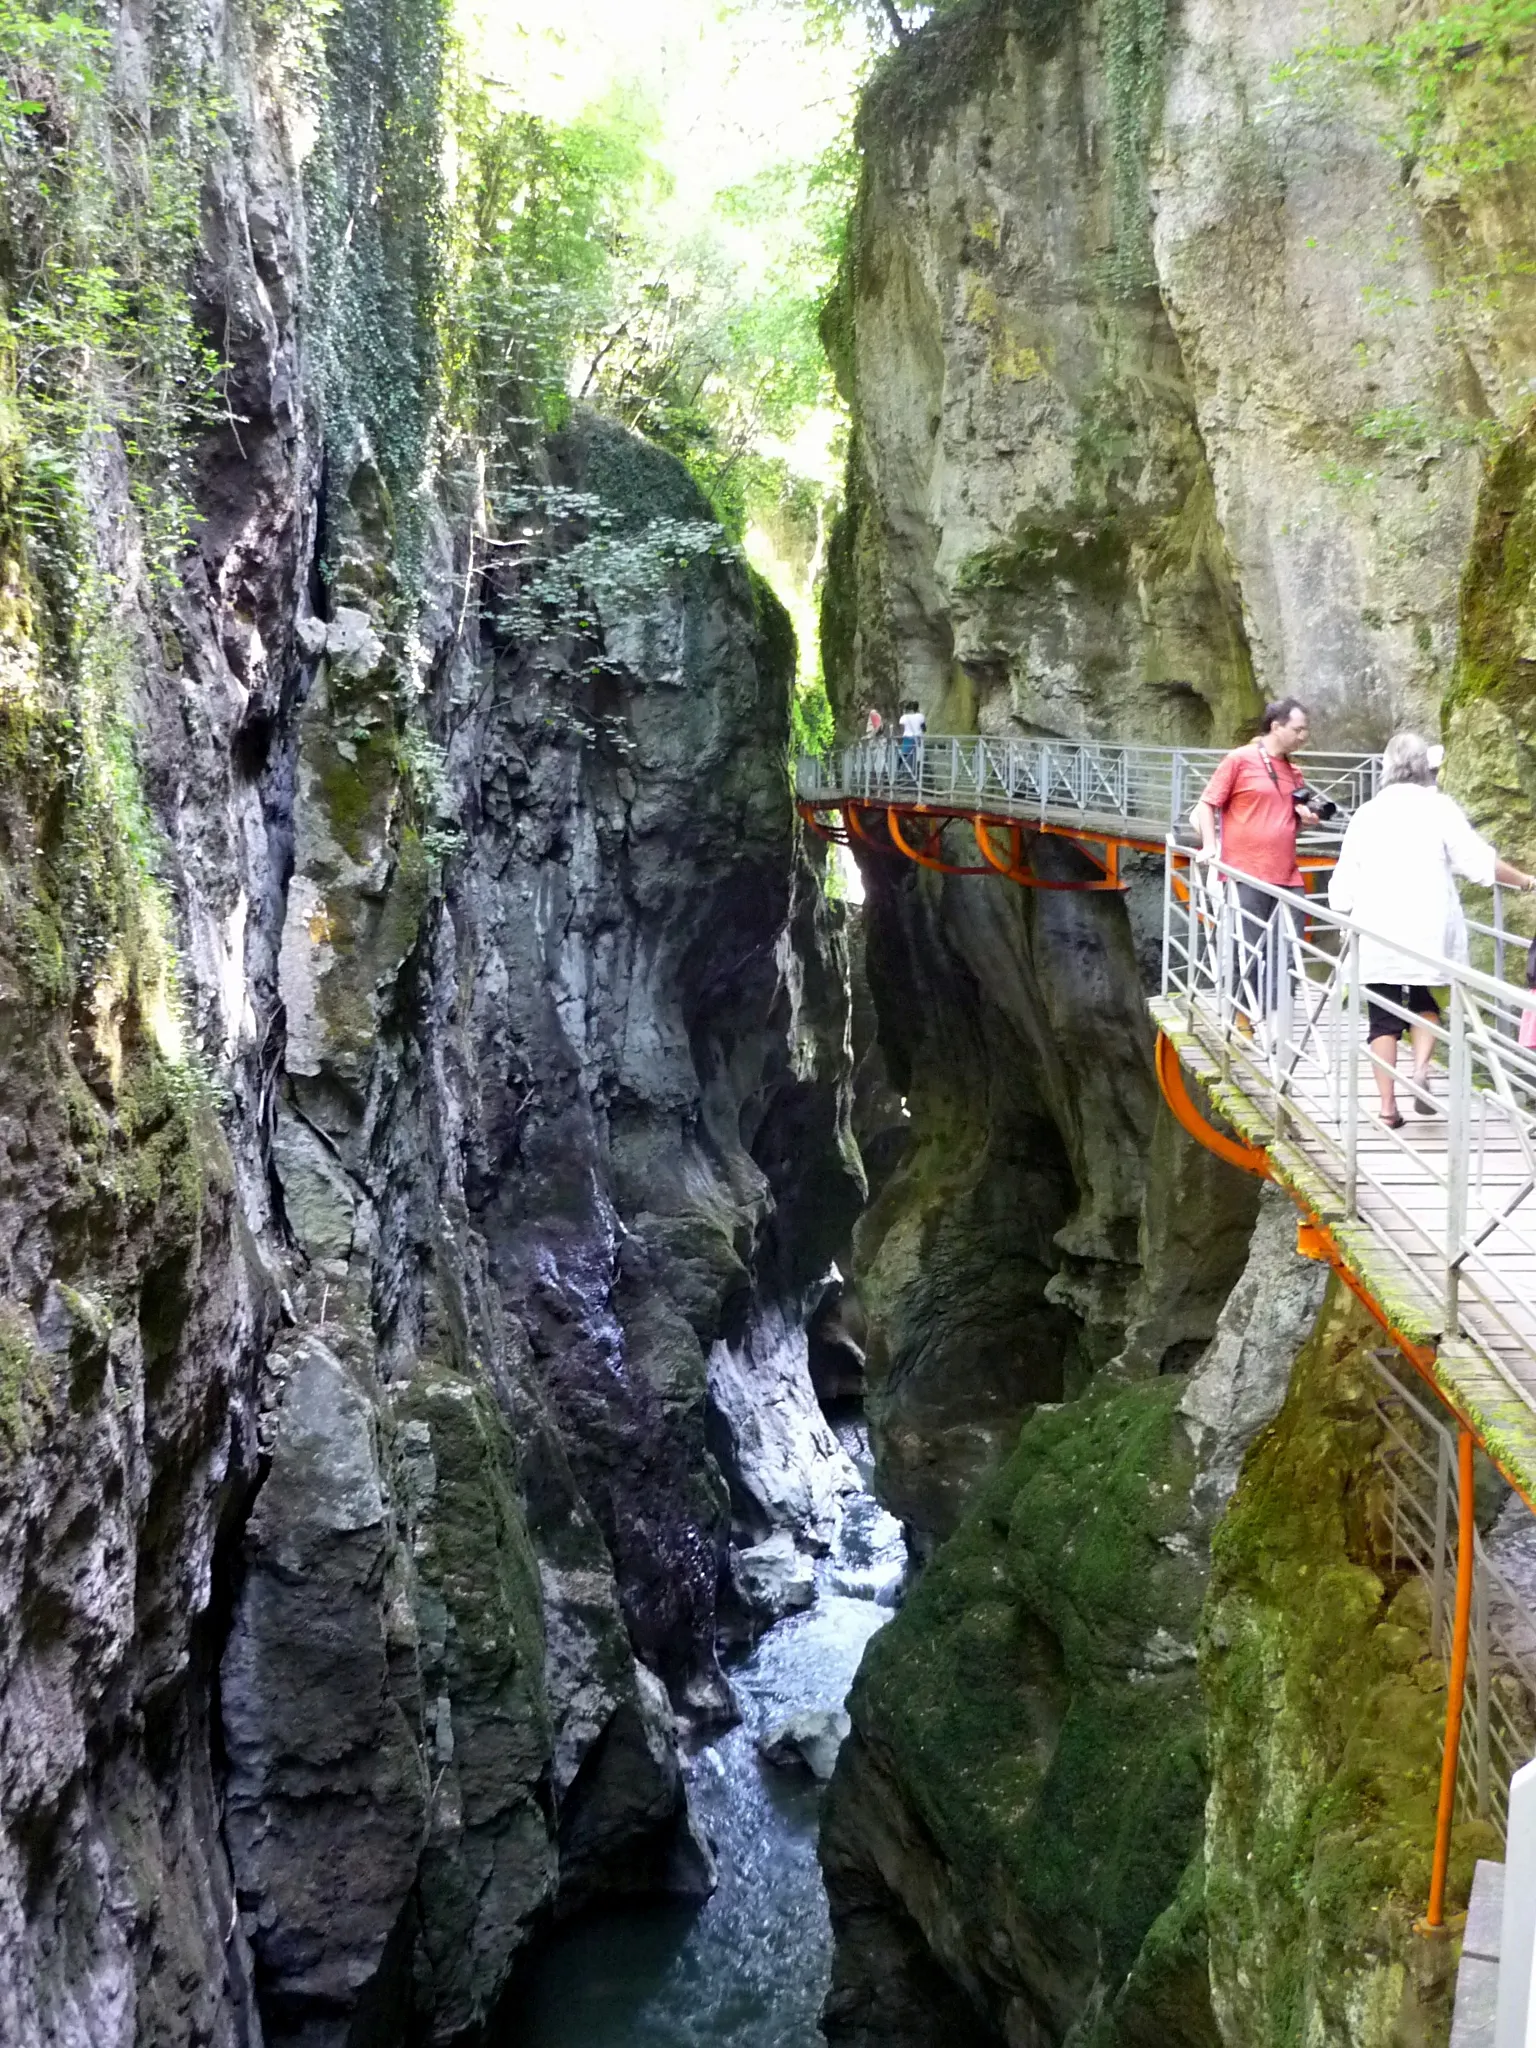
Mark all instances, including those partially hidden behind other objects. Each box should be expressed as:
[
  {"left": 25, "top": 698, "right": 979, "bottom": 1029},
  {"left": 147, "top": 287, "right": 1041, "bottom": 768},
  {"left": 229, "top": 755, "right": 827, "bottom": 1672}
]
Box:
[{"left": 505, "top": 1423, "right": 905, "bottom": 2047}]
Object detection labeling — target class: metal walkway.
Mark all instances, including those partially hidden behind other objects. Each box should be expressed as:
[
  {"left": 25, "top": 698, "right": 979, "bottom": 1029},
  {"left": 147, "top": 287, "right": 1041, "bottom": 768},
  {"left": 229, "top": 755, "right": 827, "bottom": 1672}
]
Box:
[
  {"left": 797, "top": 736, "right": 1378, "bottom": 879},
  {"left": 1149, "top": 848, "right": 1536, "bottom": 1922},
  {"left": 799, "top": 730, "right": 1536, "bottom": 1909},
  {"left": 1150, "top": 853, "right": 1536, "bottom": 1508}
]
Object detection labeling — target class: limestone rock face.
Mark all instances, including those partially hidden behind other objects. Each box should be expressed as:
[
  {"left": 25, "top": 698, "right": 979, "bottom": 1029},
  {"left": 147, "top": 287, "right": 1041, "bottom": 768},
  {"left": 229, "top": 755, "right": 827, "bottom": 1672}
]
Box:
[
  {"left": 1177, "top": 1183, "right": 1328, "bottom": 1520},
  {"left": 821, "top": 2, "right": 1536, "bottom": 2040},
  {"left": 0, "top": 5, "right": 859, "bottom": 2042},
  {"left": 212, "top": 406, "right": 858, "bottom": 2043},
  {"left": 759, "top": 1708, "right": 852, "bottom": 1781}
]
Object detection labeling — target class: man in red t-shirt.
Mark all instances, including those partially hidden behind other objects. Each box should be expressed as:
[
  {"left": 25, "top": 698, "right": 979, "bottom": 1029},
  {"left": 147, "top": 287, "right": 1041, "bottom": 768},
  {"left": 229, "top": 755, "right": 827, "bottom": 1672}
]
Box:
[{"left": 1192, "top": 698, "right": 1322, "bottom": 1011}]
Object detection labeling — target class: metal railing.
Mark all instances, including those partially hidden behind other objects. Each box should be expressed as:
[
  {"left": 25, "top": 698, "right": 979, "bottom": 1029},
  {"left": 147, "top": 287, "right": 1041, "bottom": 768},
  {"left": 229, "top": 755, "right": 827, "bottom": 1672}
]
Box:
[
  {"left": 1372, "top": 1351, "right": 1536, "bottom": 1837},
  {"left": 797, "top": 736, "right": 1380, "bottom": 844},
  {"left": 1160, "top": 849, "right": 1536, "bottom": 1419}
]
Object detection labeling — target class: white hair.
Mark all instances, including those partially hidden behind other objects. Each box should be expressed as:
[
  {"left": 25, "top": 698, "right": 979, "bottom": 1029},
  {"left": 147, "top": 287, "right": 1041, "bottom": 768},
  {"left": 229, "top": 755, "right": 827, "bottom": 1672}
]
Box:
[{"left": 1381, "top": 732, "right": 1435, "bottom": 788}]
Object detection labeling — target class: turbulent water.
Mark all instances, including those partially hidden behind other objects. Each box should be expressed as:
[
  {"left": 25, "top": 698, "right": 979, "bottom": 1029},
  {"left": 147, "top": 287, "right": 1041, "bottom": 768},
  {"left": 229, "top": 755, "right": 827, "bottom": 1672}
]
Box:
[{"left": 508, "top": 1425, "right": 904, "bottom": 2047}]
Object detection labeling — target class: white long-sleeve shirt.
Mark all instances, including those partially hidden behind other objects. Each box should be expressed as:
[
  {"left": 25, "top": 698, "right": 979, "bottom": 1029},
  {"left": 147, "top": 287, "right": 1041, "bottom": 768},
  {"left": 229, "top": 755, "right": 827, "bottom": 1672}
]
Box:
[{"left": 1326, "top": 781, "right": 1496, "bottom": 983}]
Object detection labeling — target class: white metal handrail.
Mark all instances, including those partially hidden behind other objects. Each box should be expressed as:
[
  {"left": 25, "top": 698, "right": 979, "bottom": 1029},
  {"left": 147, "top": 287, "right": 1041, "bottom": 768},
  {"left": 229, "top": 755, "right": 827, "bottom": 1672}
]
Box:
[
  {"left": 797, "top": 736, "right": 1380, "bottom": 842},
  {"left": 1161, "top": 846, "right": 1536, "bottom": 1417},
  {"left": 1373, "top": 1350, "right": 1536, "bottom": 1838}
]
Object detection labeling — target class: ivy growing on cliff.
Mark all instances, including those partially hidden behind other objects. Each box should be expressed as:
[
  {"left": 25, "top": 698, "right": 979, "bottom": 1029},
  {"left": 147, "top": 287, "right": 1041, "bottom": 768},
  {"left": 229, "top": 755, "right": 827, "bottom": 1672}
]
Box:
[
  {"left": 304, "top": 0, "right": 451, "bottom": 560},
  {"left": 0, "top": 0, "right": 230, "bottom": 1072},
  {"left": 0, "top": 0, "right": 225, "bottom": 587},
  {"left": 1102, "top": 0, "right": 1167, "bottom": 295}
]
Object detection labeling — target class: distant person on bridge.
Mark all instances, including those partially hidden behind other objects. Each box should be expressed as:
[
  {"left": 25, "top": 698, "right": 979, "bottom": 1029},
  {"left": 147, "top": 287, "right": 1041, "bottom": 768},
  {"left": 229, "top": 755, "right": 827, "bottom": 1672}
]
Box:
[
  {"left": 1192, "top": 698, "right": 1324, "bottom": 1012},
  {"left": 897, "top": 701, "right": 925, "bottom": 782},
  {"left": 1328, "top": 730, "right": 1535, "bottom": 1126}
]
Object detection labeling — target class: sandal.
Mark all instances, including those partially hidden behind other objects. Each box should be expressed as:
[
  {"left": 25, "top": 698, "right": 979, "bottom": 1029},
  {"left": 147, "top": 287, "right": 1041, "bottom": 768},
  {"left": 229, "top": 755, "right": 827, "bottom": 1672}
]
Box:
[{"left": 1383, "top": 1111, "right": 1406, "bottom": 1129}]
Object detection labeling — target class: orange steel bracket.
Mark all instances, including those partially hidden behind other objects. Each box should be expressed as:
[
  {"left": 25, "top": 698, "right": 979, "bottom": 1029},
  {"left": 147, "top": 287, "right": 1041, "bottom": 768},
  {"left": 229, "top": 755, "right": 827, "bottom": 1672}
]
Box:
[
  {"left": 885, "top": 808, "right": 990, "bottom": 875},
  {"left": 846, "top": 803, "right": 892, "bottom": 853},
  {"left": 1153, "top": 1033, "right": 1270, "bottom": 1180},
  {"left": 1295, "top": 1221, "right": 1330, "bottom": 1262},
  {"left": 1422, "top": 1426, "right": 1476, "bottom": 1932},
  {"left": 973, "top": 816, "right": 1031, "bottom": 884},
  {"left": 796, "top": 801, "right": 850, "bottom": 846},
  {"left": 970, "top": 814, "right": 1131, "bottom": 892}
]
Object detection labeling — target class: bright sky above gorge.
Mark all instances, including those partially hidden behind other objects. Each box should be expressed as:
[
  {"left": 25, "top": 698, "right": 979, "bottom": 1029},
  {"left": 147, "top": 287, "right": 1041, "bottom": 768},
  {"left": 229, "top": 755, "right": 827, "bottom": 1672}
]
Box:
[{"left": 457, "top": 0, "right": 875, "bottom": 684}]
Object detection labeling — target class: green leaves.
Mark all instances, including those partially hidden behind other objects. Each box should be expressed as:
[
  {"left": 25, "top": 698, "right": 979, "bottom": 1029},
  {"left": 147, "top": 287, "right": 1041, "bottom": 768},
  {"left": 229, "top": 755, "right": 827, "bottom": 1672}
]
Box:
[
  {"left": 488, "top": 479, "right": 733, "bottom": 676},
  {"left": 1275, "top": 0, "right": 1536, "bottom": 185},
  {"left": 0, "top": 0, "right": 226, "bottom": 599}
]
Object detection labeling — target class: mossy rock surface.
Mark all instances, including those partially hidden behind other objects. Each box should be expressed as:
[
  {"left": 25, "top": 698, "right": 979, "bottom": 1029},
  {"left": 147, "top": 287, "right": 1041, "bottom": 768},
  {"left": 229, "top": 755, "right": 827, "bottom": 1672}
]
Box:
[
  {"left": 832, "top": 1374, "right": 1216, "bottom": 2043},
  {"left": 1202, "top": 1279, "right": 1477, "bottom": 2047}
]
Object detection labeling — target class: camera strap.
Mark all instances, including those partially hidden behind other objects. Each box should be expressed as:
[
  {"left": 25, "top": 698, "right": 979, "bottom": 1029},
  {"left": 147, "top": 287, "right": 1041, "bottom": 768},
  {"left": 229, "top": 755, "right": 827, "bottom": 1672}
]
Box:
[{"left": 1254, "top": 741, "right": 1298, "bottom": 797}]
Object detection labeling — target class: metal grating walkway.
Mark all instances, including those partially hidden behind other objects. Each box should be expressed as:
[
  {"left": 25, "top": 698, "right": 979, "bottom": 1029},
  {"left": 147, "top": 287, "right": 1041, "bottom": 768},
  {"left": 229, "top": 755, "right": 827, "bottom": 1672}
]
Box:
[
  {"left": 1151, "top": 855, "right": 1536, "bottom": 1504},
  {"left": 797, "top": 735, "right": 1377, "bottom": 858}
]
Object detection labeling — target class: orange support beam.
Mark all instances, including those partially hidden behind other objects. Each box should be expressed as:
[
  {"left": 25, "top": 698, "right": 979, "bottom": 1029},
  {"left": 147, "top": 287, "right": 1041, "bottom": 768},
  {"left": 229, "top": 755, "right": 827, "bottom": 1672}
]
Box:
[
  {"left": 1423, "top": 1426, "right": 1476, "bottom": 1931},
  {"left": 973, "top": 816, "right": 1031, "bottom": 884},
  {"left": 845, "top": 803, "right": 889, "bottom": 852},
  {"left": 1153, "top": 1033, "right": 1270, "bottom": 1180},
  {"left": 885, "top": 808, "right": 991, "bottom": 875}
]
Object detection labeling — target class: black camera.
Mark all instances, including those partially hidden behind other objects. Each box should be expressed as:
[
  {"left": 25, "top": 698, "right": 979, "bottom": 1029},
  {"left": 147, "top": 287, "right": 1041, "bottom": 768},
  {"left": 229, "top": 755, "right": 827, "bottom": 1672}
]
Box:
[{"left": 1293, "top": 785, "right": 1340, "bottom": 823}]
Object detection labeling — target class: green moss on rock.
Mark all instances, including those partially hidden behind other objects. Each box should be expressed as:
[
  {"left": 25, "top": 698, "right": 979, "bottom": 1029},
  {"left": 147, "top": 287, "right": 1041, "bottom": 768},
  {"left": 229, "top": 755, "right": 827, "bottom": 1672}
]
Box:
[
  {"left": 1202, "top": 1280, "right": 1476, "bottom": 2047},
  {"left": 0, "top": 1306, "right": 52, "bottom": 1456},
  {"left": 843, "top": 1375, "right": 1216, "bottom": 2041},
  {"left": 954, "top": 520, "right": 1131, "bottom": 596}
]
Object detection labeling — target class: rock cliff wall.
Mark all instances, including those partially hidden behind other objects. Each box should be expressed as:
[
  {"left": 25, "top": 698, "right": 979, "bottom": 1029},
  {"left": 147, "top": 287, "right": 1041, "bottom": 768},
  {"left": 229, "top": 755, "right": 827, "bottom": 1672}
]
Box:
[
  {"left": 0, "top": 0, "right": 860, "bottom": 2040},
  {"left": 821, "top": 0, "right": 1536, "bottom": 2041}
]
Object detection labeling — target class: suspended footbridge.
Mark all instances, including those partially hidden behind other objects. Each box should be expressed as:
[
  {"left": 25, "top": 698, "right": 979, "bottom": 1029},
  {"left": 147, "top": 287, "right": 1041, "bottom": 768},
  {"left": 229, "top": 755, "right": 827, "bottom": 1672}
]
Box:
[{"left": 802, "top": 733, "right": 1536, "bottom": 1941}]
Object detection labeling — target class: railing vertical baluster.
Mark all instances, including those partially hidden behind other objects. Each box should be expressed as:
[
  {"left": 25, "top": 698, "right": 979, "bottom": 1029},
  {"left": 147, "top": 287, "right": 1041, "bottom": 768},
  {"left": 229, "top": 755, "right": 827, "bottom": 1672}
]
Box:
[
  {"left": 1494, "top": 879, "right": 1506, "bottom": 987},
  {"left": 1475, "top": 1563, "right": 1490, "bottom": 1819},
  {"left": 1274, "top": 900, "right": 1292, "bottom": 1135},
  {"left": 1186, "top": 864, "right": 1199, "bottom": 1031},
  {"left": 1432, "top": 1432, "right": 1451, "bottom": 1656},
  {"left": 1345, "top": 931, "right": 1360, "bottom": 1219},
  {"left": 1228, "top": 872, "right": 1236, "bottom": 1081},
  {"left": 1162, "top": 838, "right": 1174, "bottom": 995},
  {"left": 1446, "top": 981, "right": 1469, "bottom": 1336}
]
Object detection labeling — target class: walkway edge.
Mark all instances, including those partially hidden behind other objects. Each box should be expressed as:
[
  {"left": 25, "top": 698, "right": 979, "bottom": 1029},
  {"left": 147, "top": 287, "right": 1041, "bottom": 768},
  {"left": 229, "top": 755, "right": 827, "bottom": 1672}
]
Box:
[{"left": 1150, "top": 998, "right": 1536, "bottom": 1511}]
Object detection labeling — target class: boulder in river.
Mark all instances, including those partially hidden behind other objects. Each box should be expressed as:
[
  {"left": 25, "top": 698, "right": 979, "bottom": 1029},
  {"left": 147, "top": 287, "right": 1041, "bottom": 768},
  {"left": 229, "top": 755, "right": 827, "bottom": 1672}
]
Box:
[
  {"left": 758, "top": 1709, "right": 851, "bottom": 1782},
  {"left": 727, "top": 1531, "right": 817, "bottom": 1642}
]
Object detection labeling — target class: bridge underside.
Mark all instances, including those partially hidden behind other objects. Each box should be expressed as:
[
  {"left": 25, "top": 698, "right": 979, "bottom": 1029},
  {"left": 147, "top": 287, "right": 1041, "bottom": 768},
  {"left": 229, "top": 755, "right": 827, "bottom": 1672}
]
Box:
[{"left": 800, "top": 798, "right": 1341, "bottom": 894}]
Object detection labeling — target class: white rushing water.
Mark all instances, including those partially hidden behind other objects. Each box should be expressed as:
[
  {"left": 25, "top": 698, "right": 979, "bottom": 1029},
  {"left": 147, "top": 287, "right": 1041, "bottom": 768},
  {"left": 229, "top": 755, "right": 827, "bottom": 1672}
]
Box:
[{"left": 510, "top": 1420, "right": 905, "bottom": 2047}]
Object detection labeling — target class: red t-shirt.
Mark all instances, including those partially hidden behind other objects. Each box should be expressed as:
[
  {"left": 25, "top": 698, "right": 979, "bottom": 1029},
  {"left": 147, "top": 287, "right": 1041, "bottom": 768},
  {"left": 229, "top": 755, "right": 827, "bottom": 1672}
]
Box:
[{"left": 1201, "top": 742, "right": 1305, "bottom": 887}]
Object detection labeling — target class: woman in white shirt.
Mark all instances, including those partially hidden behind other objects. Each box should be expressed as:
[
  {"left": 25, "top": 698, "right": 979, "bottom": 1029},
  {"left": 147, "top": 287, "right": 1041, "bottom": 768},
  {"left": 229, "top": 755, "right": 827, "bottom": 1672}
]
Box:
[
  {"left": 897, "top": 701, "right": 925, "bottom": 782},
  {"left": 1327, "top": 732, "right": 1535, "bottom": 1126}
]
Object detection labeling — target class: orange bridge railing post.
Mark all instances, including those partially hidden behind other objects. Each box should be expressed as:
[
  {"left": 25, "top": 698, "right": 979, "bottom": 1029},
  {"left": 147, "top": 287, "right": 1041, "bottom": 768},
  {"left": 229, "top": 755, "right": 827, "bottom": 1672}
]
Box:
[{"left": 1424, "top": 1424, "right": 1476, "bottom": 1929}]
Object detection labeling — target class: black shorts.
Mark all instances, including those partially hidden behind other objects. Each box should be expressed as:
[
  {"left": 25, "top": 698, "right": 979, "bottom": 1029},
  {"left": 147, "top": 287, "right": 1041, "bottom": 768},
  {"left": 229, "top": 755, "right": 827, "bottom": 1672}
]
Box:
[{"left": 1365, "top": 983, "right": 1440, "bottom": 1042}]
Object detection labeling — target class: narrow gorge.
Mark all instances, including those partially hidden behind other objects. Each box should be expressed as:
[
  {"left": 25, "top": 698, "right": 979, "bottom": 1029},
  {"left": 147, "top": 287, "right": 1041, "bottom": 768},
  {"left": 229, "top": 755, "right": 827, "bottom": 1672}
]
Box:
[{"left": 0, "top": 0, "right": 1532, "bottom": 2042}]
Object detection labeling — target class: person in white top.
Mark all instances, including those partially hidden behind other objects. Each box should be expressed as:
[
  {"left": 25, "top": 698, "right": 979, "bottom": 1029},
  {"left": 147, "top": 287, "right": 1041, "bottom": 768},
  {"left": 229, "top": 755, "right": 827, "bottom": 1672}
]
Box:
[
  {"left": 896, "top": 701, "right": 925, "bottom": 781},
  {"left": 1327, "top": 731, "right": 1535, "bottom": 1126}
]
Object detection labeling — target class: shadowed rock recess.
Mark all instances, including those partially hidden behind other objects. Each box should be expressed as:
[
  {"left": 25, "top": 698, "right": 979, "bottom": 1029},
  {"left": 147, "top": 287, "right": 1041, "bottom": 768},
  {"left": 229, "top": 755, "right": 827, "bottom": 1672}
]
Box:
[{"left": 0, "top": 0, "right": 1534, "bottom": 2037}]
